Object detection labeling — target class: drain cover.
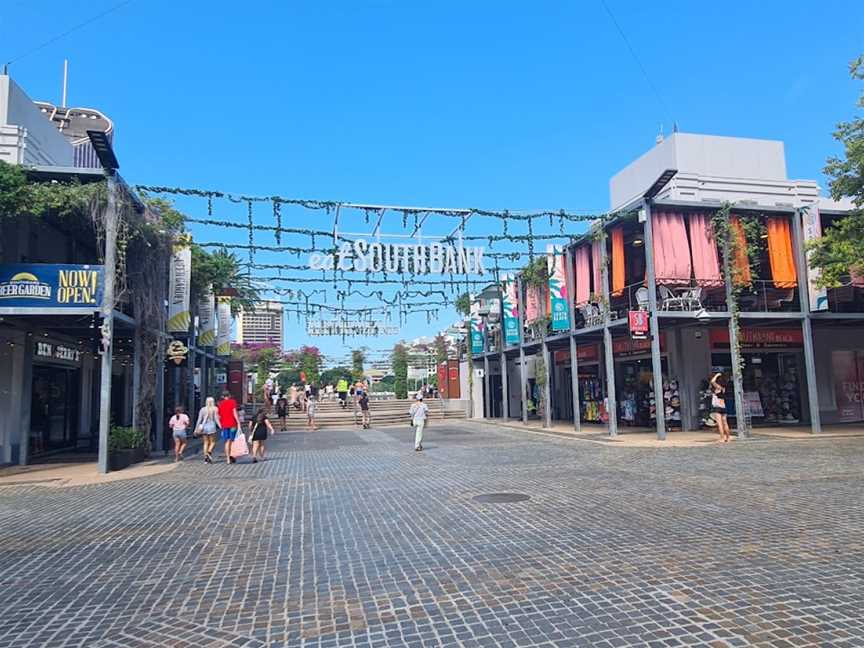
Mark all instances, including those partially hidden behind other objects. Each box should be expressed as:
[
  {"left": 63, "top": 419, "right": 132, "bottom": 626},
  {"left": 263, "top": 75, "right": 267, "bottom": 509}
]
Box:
[{"left": 472, "top": 493, "right": 530, "bottom": 504}]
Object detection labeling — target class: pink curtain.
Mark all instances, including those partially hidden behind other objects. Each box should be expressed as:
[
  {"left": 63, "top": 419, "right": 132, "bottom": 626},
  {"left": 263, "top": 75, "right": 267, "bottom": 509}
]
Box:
[
  {"left": 652, "top": 211, "right": 692, "bottom": 286},
  {"left": 591, "top": 238, "right": 603, "bottom": 298},
  {"left": 687, "top": 213, "right": 722, "bottom": 287},
  {"left": 574, "top": 245, "right": 591, "bottom": 305}
]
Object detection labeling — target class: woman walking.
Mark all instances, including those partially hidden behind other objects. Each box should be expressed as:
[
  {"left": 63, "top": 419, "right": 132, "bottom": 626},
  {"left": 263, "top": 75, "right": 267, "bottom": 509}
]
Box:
[
  {"left": 710, "top": 372, "right": 731, "bottom": 443},
  {"left": 248, "top": 410, "right": 275, "bottom": 463},
  {"left": 195, "top": 396, "right": 221, "bottom": 464},
  {"left": 307, "top": 391, "right": 318, "bottom": 431},
  {"left": 409, "top": 394, "right": 429, "bottom": 452},
  {"left": 168, "top": 405, "right": 191, "bottom": 462},
  {"left": 275, "top": 395, "right": 288, "bottom": 431}
]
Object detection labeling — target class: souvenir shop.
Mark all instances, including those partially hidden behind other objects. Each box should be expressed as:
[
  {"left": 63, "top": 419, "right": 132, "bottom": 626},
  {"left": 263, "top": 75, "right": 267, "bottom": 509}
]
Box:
[
  {"left": 553, "top": 343, "right": 607, "bottom": 424},
  {"left": 708, "top": 327, "right": 805, "bottom": 425},
  {"left": 613, "top": 334, "right": 682, "bottom": 429}
]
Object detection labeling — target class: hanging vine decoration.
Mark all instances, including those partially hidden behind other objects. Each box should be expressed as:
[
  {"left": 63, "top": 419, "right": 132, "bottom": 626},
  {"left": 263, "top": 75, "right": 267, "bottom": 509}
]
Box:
[
  {"left": 527, "top": 216, "right": 535, "bottom": 260},
  {"left": 273, "top": 199, "right": 282, "bottom": 244},
  {"left": 207, "top": 195, "right": 213, "bottom": 217}
]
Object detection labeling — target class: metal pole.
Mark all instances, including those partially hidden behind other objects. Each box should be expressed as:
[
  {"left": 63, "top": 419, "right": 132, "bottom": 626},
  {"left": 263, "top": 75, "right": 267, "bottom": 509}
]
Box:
[
  {"left": 517, "top": 277, "right": 528, "bottom": 424},
  {"left": 791, "top": 209, "right": 822, "bottom": 434},
  {"left": 599, "top": 227, "right": 618, "bottom": 437},
  {"left": 97, "top": 173, "right": 118, "bottom": 474},
  {"left": 721, "top": 214, "right": 749, "bottom": 439},
  {"left": 642, "top": 200, "right": 667, "bottom": 440},
  {"left": 499, "top": 281, "right": 510, "bottom": 420},
  {"left": 483, "top": 353, "right": 491, "bottom": 418},
  {"left": 564, "top": 247, "right": 581, "bottom": 432}
]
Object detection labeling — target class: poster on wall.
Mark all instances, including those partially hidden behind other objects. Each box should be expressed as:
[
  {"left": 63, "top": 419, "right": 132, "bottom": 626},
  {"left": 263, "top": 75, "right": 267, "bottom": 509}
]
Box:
[
  {"left": 197, "top": 285, "right": 216, "bottom": 347},
  {"left": 469, "top": 307, "right": 485, "bottom": 355},
  {"left": 801, "top": 205, "right": 829, "bottom": 312},
  {"left": 546, "top": 245, "right": 571, "bottom": 331},
  {"left": 216, "top": 296, "right": 232, "bottom": 356},
  {"left": 501, "top": 275, "right": 520, "bottom": 346},
  {"left": 167, "top": 241, "right": 192, "bottom": 333},
  {"left": 831, "top": 350, "right": 864, "bottom": 422}
]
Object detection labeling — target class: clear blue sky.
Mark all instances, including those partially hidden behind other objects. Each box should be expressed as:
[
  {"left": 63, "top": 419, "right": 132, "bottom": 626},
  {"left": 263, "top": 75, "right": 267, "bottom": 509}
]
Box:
[{"left": 3, "top": 1, "right": 863, "bottom": 363}]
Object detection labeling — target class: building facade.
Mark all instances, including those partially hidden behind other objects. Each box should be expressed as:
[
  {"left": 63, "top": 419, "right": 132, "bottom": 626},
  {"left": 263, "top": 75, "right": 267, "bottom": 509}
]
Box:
[
  {"left": 474, "top": 133, "right": 862, "bottom": 437},
  {"left": 236, "top": 301, "right": 284, "bottom": 347}
]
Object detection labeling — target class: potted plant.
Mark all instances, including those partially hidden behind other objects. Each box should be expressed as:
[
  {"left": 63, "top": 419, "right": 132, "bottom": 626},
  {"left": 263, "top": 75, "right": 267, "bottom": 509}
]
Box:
[{"left": 108, "top": 426, "right": 148, "bottom": 470}]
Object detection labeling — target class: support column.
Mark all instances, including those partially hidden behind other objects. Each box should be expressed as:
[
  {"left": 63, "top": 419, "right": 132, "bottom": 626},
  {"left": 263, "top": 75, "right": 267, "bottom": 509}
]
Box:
[
  {"left": 517, "top": 277, "right": 528, "bottom": 424},
  {"left": 18, "top": 335, "right": 33, "bottom": 465},
  {"left": 483, "top": 353, "right": 491, "bottom": 418},
  {"left": 155, "top": 338, "right": 165, "bottom": 453},
  {"left": 500, "top": 353, "right": 509, "bottom": 419},
  {"left": 641, "top": 201, "right": 667, "bottom": 440},
  {"left": 131, "top": 328, "right": 141, "bottom": 431},
  {"left": 97, "top": 174, "right": 118, "bottom": 474},
  {"left": 541, "top": 339, "right": 552, "bottom": 428},
  {"left": 564, "top": 247, "right": 581, "bottom": 432},
  {"left": 599, "top": 227, "right": 618, "bottom": 437},
  {"left": 720, "top": 213, "right": 749, "bottom": 439},
  {"left": 791, "top": 208, "right": 822, "bottom": 434}
]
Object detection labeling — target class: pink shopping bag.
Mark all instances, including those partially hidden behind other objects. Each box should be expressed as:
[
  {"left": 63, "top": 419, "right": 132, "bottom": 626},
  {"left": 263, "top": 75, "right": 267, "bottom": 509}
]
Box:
[{"left": 230, "top": 430, "right": 249, "bottom": 458}]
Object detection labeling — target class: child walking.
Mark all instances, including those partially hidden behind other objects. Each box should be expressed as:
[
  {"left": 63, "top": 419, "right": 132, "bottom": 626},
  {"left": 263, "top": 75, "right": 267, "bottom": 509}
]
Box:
[
  {"left": 168, "top": 405, "right": 191, "bottom": 462},
  {"left": 248, "top": 410, "right": 275, "bottom": 463}
]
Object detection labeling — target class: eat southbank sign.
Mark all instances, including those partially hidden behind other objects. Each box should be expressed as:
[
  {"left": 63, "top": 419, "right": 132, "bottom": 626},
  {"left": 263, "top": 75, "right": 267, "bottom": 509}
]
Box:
[{"left": 308, "top": 238, "right": 486, "bottom": 275}]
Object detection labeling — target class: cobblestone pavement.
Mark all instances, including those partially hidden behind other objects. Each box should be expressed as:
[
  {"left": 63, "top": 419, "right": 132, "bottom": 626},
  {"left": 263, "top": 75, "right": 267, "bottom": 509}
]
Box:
[{"left": 2, "top": 424, "right": 864, "bottom": 648}]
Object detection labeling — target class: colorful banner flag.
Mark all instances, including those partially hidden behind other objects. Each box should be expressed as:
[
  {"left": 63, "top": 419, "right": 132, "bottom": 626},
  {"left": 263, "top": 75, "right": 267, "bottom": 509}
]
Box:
[
  {"left": 469, "top": 301, "right": 485, "bottom": 354},
  {"left": 216, "top": 296, "right": 232, "bottom": 356},
  {"left": 501, "top": 274, "right": 520, "bottom": 346},
  {"left": 546, "top": 244, "right": 570, "bottom": 331},
  {"left": 167, "top": 241, "right": 192, "bottom": 333},
  {"left": 197, "top": 285, "right": 216, "bottom": 346}
]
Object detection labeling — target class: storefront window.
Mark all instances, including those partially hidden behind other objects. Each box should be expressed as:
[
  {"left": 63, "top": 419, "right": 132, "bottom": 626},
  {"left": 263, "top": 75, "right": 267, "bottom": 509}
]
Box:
[{"left": 710, "top": 351, "right": 803, "bottom": 424}]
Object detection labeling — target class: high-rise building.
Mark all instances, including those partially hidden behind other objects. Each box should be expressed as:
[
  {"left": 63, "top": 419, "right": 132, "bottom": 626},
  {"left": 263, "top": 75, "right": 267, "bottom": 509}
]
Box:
[{"left": 235, "top": 301, "right": 284, "bottom": 348}]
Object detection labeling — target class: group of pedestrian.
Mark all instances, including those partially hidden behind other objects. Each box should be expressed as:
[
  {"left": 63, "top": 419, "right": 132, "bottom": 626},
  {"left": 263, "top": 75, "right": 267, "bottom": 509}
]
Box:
[{"left": 168, "top": 391, "right": 276, "bottom": 464}]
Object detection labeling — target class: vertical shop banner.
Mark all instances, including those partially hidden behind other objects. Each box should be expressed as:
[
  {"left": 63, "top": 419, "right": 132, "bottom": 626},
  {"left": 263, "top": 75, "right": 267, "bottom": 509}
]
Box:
[
  {"left": 197, "top": 286, "right": 216, "bottom": 346},
  {"left": 501, "top": 275, "right": 521, "bottom": 346},
  {"left": 216, "top": 296, "right": 232, "bottom": 356},
  {"left": 167, "top": 241, "right": 192, "bottom": 333},
  {"left": 546, "top": 245, "right": 570, "bottom": 331},
  {"left": 469, "top": 305, "right": 485, "bottom": 355},
  {"left": 801, "top": 205, "right": 828, "bottom": 311},
  {"left": 832, "top": 350, "right": 864, "bottom": 422}
]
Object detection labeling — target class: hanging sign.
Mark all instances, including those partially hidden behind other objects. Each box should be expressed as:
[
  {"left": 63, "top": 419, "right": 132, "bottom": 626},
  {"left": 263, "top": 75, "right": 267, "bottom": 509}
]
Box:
[
  {"left": 215, "top": 371, "right": 227, "bottom": 385},
  {"left": 167, "top": 240, "right": 192, "bottom": 333},
  {"left": 628, "top": 310, "right": 649, "bottom": 339},
  {"left": 547, "top": 245, "right": 571, "bottom": 331},
  {"left": 166, "top": 339, "right": 189, "bottom": 365},
  {"left": 0, "top": 263, "right": 104, "bottom": 310},
  {"left": 709, "top": 328, "right": 803, "bottom": 348},
  {"left": 308, "top": 237, "right": 486, "bottom": 275},
  {"left": 306, "top": 320, "right": 399, "bottom": 336},
  {"left": 34, "top": 341, "right": 81, "bottom": 364},
  {"left": 801, "top": 205, "right": 829, "bottom": 312},
  {"left": 197, "top": 286, "right": 216, "bottom": 346},
  {"left": 501, "top": 275, "right": 521, "bottom": 346},
  {"left": 216, "top": 296, "right": 232, "bottom": 356}
]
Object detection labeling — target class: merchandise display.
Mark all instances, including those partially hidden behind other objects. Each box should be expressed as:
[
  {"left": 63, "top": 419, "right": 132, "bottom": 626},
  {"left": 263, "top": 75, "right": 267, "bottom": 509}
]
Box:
[{"left": 579, "top": 374, "right": 605, "bottom": 423}]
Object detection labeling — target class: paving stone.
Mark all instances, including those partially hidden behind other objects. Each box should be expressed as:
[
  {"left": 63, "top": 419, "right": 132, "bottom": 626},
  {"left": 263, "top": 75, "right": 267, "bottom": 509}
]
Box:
[{"left": 1, "top": 425, "right": 863, "bottom": 647}]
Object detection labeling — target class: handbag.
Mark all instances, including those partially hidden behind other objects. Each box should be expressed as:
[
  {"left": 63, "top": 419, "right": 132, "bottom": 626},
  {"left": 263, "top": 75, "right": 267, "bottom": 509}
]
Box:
[{"left": 711, "top": 393, "right": 724, "bottom": 408}]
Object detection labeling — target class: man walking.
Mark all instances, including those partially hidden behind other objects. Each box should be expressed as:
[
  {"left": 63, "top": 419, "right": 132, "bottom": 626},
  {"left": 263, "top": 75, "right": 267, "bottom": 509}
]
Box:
[
  {"left": 337, "top": 377, "right": 349, "bottom": 409},
  {"left": 217, "top": 390, "right": 240, "bottom": 464},
  {"left": 409, "top": 393, "right": 429, "bottom": 452}
]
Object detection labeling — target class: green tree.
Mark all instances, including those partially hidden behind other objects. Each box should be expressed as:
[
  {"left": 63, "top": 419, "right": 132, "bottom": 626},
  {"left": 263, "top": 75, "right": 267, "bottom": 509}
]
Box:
[
  {"left": 351, "top": 349, "right": 366, "bottom": 381},
  {"left": 320, "top": 366, "right": 352, "bottom": 386},
  {"left": 433, "top": 334, "right": 449, "bottom": 363},
  {"left": 391, "top": 344, "right": 409, "bottom": 399},
  {"left": 808, "top": 55, "right": 864, "bottom": 287},
  {"left": 455, "top": 292, "right": 471, "bottom": 316},
  {"left": 298, "top": 345, "right": 322, "bottom": 384}
]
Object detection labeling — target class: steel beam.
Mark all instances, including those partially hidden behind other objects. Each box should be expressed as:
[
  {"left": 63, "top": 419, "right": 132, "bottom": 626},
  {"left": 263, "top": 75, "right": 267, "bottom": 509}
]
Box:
[
  {"left": 564, "top": 247, "right": 581, "bottom": 432},
  {"left": 599, "top": 228, "right": 618, "bottom": 437},
  {"left": 517, "top": 277, "right": 528, "bottom": 424}
]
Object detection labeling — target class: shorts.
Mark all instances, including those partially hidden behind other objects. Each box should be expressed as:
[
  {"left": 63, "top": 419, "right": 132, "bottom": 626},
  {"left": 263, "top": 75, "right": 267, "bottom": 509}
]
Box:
[
  {"left": 220, "top": 427, "right": 237, "bottom": 441},
  {"left": 172, "top": 430, "right": 187, "bottom": 440},
  {"left": 712, "top": 407, "right": 727, "bottom": 415}
]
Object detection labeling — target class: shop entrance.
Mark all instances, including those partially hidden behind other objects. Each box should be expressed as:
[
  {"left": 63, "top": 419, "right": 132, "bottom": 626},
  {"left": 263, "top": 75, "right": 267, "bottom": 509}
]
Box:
[
  {"left": 615, "top": 357, "right": 681, "bottom": 429},
  {"left": 29, "top": 365, "right": 80, "bottom": 457}
]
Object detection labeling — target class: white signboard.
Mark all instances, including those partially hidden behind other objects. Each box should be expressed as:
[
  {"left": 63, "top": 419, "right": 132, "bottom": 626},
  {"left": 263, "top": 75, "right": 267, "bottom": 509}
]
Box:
[
  {"left": 307, "top": 319, "right": 399, "bottom": 337},
  {"left": 408, "top": 366, "right": 428, "bottom": 380},
  {"left": 308, "top": 237, "right": 486, "bottom": 275},
  {"left": 216, "top": 296, "right": 232, "bottom": 356},
  {"left": 801, "top": 205, "right": 828, "bottom": 311},
  {"left": 197, "top": 286, "right": 216, "bottom": 346}
]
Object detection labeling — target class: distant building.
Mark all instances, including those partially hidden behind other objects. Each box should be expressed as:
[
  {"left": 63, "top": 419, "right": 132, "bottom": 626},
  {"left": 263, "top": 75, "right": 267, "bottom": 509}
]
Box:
[
  {"left": 0, "top": 74, "right": 73, "bottom": 166},
  {"left": 236, "top": 301, "right": 284, "bottom": 348},
  {"left": 33, "top": 100, "right": 114, "bottom": 169}
]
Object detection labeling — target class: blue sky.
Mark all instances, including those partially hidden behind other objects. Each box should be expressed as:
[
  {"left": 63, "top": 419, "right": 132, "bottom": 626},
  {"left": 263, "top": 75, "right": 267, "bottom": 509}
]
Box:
[{"left": 2, "top": 1, "right": 863, "bottom": 362}]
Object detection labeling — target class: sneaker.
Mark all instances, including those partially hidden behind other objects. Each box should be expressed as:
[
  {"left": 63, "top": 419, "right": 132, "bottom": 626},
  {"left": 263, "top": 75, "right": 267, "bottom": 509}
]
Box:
[
  {"left": 229, "top": 457, "right": 236, "bottom": 464},
  {"left": 252, "top": 458, "right": 258, "bottom": 464}
]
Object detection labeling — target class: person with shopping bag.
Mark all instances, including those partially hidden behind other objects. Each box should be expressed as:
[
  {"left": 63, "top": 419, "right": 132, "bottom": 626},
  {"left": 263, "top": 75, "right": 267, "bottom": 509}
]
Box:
[
  {"left": 217, "top": 390, "right": 241, "bottom": 465},
  {"left": 230, "top": 423, "right": 250, "bottom": 462}
]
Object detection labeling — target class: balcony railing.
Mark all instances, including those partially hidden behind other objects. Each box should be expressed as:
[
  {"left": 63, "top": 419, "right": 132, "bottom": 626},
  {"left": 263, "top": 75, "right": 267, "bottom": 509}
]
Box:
[
  {"left": 737, "top": 280, "right": 800, "bottom": 313},
  {"left": 827, "top": 285, "right": 864, "bottom": 313}
]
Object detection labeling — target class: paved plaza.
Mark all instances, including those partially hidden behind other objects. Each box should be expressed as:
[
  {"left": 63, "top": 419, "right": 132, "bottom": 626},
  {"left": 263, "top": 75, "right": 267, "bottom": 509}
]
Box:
[{"left": 1, "top": 424, "right": 863, "bottom": 648}]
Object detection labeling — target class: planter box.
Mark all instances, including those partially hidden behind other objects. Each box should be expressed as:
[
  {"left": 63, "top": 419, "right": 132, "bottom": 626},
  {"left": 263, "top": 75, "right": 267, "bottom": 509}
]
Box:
[{"left": 109, "top": 447, "right": 148, "bottom": 471}]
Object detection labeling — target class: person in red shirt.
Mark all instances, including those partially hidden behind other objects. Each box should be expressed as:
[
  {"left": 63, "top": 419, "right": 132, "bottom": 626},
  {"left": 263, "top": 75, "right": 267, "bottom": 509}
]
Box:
[{"left": 217, "top": 391, "right": 240, "bottom": 464}]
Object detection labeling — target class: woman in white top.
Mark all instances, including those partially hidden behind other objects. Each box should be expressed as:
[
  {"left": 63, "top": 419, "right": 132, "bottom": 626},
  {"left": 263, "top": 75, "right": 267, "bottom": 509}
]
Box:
[
  {"left": 168, "top": 405, "right": 191, "bottom": 462},
  {"left": 195, "top": 396, "right": 221, "bottom": 464}
]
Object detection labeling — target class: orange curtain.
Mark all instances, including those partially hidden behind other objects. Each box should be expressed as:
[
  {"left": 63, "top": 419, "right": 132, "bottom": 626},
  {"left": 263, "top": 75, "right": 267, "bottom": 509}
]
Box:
[
  {"left": 766, "top": 217, "right": 797, "bottom": 288},
  {"left": 611, "top": 227, "right": 625, "bottom": 297},
  {"left": 729, "top": 217, "right": 751, "bottom": 286}
]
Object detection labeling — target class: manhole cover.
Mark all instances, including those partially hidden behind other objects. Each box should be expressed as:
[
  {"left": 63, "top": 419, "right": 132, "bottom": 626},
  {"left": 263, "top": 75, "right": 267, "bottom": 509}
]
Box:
[{"left": 472, "top": 493, "right": 530, "bottom": 504}]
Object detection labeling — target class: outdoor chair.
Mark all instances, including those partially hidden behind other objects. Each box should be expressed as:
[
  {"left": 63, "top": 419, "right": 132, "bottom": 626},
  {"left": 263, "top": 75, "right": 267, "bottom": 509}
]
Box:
[
  {"left": 658, "top": 285, "right": 687, "bottom": 310},
  {"left": 635, "top": 287, "right": 649, "bottom": 310}
]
